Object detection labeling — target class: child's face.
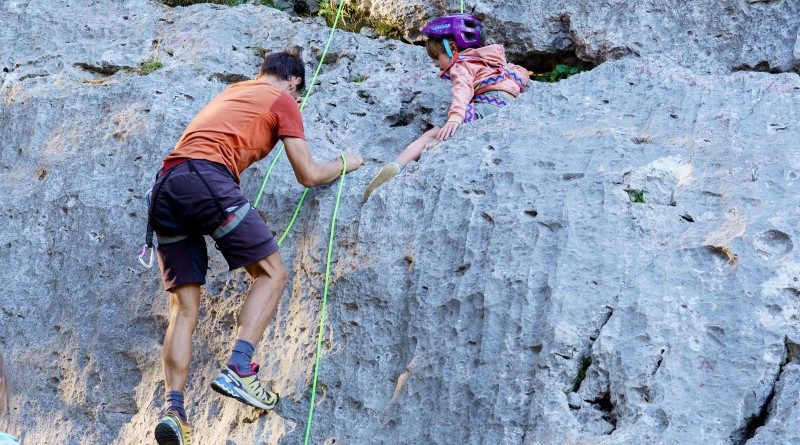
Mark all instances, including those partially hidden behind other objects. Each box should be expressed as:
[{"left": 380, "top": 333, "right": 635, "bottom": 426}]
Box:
[{"left": 433, "top": 52, "right": 452, "bottom": 71}]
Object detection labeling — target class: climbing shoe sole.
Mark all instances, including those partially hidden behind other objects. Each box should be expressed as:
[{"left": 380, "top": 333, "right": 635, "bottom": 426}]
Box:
[
  {"left": 363, "top": 163, "right": 401, "bottom": 202},
  {"left": 154, "top": 417, "right": 186, "bottom": 445},
  {"left": 210, "top": 368, "right": 279, "bottom": 410}
]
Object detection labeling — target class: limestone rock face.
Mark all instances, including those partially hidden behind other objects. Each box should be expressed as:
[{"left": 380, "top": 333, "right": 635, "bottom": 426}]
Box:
[
  {"left": 331, "top": 0, "right": 800, "bottom": 73},
  {"left": 1, "top": 1, "right": 800, "bottom": 444}
]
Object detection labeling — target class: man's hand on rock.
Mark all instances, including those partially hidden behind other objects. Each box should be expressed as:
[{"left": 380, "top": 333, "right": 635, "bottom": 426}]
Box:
[{"left": 342, "top": 153, "right": 364, "bottom": 173}]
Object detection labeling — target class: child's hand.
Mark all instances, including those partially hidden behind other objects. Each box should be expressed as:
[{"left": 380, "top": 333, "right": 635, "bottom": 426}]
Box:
[{"left": 437, "top": 121, "right": 460, "bottom": 141}]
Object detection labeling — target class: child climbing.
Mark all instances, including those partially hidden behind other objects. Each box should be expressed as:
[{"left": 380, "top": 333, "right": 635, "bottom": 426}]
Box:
[{"left": 363, "top": 13, "right": 530, "bottom": 200}]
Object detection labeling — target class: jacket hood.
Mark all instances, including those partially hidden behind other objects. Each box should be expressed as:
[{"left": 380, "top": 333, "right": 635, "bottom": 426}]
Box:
[{"left": 461, "top": 44, "right": 508, "bottom": 66}]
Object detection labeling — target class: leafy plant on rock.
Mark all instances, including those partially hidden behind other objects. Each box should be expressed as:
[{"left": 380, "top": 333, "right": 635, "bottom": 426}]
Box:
[{"left": 532, "top": 64, "right": 587, "bottom": 83}]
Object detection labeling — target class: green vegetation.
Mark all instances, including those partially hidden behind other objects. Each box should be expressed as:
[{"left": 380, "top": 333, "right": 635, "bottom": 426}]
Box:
[
  {"left": 572, "top": 356, "right": 592, "bottom": 392},
  {"left": 139, "top": 60, "right": 164, "bottom": 74},
  {"left": 353, "top": 75, "right": 368, "bottom": 83},
  {"left": 159, "top": 0, "right": 402, "bottom": 37},
  {"left": 318, "top": 1, "right": 404, "bottom": 40},
  {"left": 532, "top": 64, "right": 587, "bottom": 83},
  {"left": 372, "top": 19, "right": 404, "bottom": 40},
  {"left": 626, "top": 189, "right": 646, "bottom": 204},
  {"left": 124, "top": 60, "right": 164, "bottom": 75},
  {"left": 319, "top": 1, "right": 366, "bottom": 30}
]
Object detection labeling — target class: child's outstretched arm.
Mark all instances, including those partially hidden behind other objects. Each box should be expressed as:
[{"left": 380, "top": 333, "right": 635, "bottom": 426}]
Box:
[{"left": 440, "top": 63, "right": 474, "bottom": 140}]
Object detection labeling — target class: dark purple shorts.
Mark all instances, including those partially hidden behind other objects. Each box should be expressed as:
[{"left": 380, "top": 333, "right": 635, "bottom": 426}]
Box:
[{"left": 149, "top": 160, "right": 279, "bottom": 291}]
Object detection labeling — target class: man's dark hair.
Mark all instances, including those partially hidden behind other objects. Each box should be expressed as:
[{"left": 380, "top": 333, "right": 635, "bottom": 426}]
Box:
[{"left": 260, "top": 48, "right": 306, "bottom": 92}]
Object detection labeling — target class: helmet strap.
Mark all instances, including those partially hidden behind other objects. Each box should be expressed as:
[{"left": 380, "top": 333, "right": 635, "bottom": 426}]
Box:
[{"left": 442, "top": 38, "right": 454, "bottom": 58}]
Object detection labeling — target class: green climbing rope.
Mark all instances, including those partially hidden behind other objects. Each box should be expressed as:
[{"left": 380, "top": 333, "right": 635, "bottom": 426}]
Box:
[
  {"left": 303, "top": 154, "right": 347, "bottom": 445},
  {"left": 276, "top": 188, "right": 309, "bottom": 246},
  {"left": 460, "top": 0, "right": 464, "bottom": 13},
  {"left": 253, "top": 0, "right": 347, "bottom": 209},
  {"left": 252, "top": 4, "right": 347, "bottom": 438}
]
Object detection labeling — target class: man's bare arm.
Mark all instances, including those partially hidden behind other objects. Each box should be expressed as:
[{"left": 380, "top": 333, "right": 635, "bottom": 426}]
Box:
[{"left": 283, "top": 137, "right": 363, "bottom": 187}]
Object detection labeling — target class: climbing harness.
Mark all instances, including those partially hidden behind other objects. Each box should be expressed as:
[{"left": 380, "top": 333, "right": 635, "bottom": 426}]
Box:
[
  {"left": 138, "top": 159, "right": 237, "bottom": 268},
  {"left": 138, "top": 165, "right": 176, "bottom": 269}
]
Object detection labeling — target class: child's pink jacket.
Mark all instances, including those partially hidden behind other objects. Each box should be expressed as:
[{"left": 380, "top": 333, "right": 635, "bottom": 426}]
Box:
[{"left": 440, "top": 44, "right": 530, "bottom": 123}]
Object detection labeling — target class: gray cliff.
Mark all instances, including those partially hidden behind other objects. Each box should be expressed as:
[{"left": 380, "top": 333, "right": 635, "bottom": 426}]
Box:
[{"left": 1, "top": 1, "right": 799, "bottom": 444}]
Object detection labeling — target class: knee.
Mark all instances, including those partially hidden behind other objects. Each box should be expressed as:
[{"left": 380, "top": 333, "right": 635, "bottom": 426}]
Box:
[
  {"left": 249, "top": 258, "right": 288, "bottom": 287},
  {"left": 174, "top": 302, "right": 199, "bottom": 323},
  {"left": 169, "top": 288, "right": 200, "bottom": 320},
  {"left": 274, "top": 262, "right": 289, "bottom": 287}
]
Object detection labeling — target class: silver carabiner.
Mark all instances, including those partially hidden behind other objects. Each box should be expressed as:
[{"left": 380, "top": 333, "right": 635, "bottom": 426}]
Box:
[{"left": 138, "top": 244, "right": 154, "bottom": 269}]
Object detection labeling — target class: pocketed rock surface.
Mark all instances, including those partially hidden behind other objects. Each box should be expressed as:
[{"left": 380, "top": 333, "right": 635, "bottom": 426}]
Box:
[{"left": 1, "top": 1, "right": 799, "bottom": 444}]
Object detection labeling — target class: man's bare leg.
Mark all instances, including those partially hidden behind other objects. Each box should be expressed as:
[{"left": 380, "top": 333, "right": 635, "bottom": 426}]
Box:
[
  {"left": 210, "top": 251, "right": 288, "bottom": 410},
  {"left": 237, "top": 251, "right": 289, "bottom": 344},
  {"left": 155, "top": 283, "right": 200, "bottom": 443},
  {"left": 162, "top": 284, "right": 201, "bottom": 395}
]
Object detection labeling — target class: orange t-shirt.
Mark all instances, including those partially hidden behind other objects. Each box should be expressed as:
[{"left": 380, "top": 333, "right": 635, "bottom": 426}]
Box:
[{"left": 164, "top": 79, "right": 305, "bottom": 182}]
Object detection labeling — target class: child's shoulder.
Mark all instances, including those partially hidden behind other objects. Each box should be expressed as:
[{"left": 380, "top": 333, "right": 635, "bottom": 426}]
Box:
[
  {"left": 457, "top": 44, "right": 508, "bottom": 67},
  {"left": 464, "top": 43, "right": 506, "bottom": 54}
]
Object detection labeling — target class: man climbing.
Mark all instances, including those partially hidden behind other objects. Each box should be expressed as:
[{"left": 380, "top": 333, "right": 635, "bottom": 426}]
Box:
[{"left": 147, "top": 49, "right": 364, "bottom": 444}]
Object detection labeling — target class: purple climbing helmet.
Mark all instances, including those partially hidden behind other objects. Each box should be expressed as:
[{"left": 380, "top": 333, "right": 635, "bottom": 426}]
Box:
[{"left": 420, "top": 14, "right": 484, "bottom": 51}]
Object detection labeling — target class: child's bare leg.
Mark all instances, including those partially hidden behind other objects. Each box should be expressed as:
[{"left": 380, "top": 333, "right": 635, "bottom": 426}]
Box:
[
  {"left": 396, "top": 126, "right": 440, "bottom": 166},
  {"left": 363, "top": 126, "right": 441, "bottom": 202}
]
